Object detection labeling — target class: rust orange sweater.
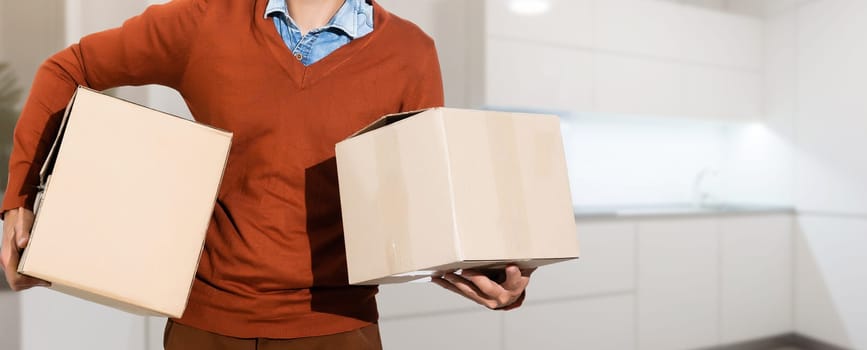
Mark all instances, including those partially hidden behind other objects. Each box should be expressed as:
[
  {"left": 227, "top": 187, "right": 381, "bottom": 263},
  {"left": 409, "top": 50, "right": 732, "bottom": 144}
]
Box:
[{"left": 1, "top": 0, "right": 444, "bottom": 339}]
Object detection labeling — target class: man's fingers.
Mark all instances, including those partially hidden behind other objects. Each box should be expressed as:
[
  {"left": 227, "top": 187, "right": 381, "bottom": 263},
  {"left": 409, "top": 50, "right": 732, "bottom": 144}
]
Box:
[
  {"left": 15, "top": 208, "right": 32, "bottom": 249},
  {"left": 502, "top": 265, "right": 525, "bottom": 291},
  {"left": 15, "top": 234, "right": 29, "bottom": 250},
  {"left": 432, "top": 277, "right": 462, "bottom": 295},
  {"left": 2, "top": 222, "right": 18, "bottom": 286},
  {"left": 1, "top": 239, "right": 11, "bottom": 271},
  {"left": 2, "top": 243, "right": 21, "bottom": 289},
  {"left": 10, "top": 279, "right": 49, "bottom": 291},
  {"left": 433, "top": 277, "right": 487, "bottom": 306},
  {"left": 2, "top": 212, "right": 49, "bottom": 291},
  {"left": 460, "top": 270, "right": 507, "bottom": 297},
  {"left": 4, "top": 259, "right": 39, "bottom": 292},
  {"left": 4, "top": 264, "right": 50, "bottom": 291},
  {"left": 442, "top": 274, "right": 485, "bottom": 298},
  {"left": 438, "top": 274, "right": 499, "bottom": 309}
]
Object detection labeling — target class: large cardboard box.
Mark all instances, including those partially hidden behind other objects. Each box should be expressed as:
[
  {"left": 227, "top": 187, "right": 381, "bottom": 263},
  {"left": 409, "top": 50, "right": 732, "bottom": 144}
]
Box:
[
  {"left": 336, "top": 108, "right": 579, "bottom": 285},
  {"left": 18, "top": 87, "right": 232, "bottom": 317}
]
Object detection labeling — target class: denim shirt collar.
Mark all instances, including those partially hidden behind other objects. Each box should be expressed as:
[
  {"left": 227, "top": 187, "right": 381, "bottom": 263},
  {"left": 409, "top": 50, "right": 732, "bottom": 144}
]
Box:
[{"left": 264, "top": 0, "right": 373, "bottom": 39}]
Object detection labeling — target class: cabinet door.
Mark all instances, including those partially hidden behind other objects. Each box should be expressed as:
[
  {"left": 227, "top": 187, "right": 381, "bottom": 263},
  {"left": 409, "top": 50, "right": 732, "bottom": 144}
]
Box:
[
  {"left": 379, "top": 310, "right": 502, "bottom": 350},
  {"left": 504, "top": 294, "right": 635, "bottom": 350},
  {"left": 680, "top": 5, "right": 762, "bottom": 70},
  {"left": 720, "top": 215, "right": 793, "bottom": 343},
  {"left": 484, "top": 0, "right": 594, "bottom": 49},
  {"left": 637, "top": 218, "right": 719, "bottom": 350},
  {"left": 594, "top": 0, "right": 684, "bottom": 59},
  {"left": 484, "top": 38, "right": 594, "bottom": 113},
  {"left": 594, "top": 54, "right": 682, "bottom": 117},
  {"left": 681, "top": 65, "right": 761, "bottom": 121},
  {"left": 377, "top": 282, "right": 481, "bottom": 320},
  {"left": 530, "top": 221, "right": 635, "bottom": 299}
]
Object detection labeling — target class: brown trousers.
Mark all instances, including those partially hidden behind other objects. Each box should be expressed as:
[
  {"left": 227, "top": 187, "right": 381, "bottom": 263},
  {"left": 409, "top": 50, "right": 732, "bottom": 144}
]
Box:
[{"left": 163, "top": 320, "right": 383, "bottom": 350}]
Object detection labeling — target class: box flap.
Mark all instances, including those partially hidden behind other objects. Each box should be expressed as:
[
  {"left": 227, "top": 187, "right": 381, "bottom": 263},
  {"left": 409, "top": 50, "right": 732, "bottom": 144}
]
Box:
[
  {"left": 38, "top": 87, "right": 80, "bottom": 189},
  {"left": 346, "top": 108, "right": 431, "bottom": 138}
]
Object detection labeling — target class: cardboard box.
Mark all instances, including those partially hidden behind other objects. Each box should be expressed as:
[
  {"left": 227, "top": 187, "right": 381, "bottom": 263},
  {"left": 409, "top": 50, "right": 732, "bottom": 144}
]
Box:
[
  {"left": 18, "top": 87, "right": 232, "bottom": 317},
  {"left": 336, "top": 108, "right": 579, "bottom": 285}
]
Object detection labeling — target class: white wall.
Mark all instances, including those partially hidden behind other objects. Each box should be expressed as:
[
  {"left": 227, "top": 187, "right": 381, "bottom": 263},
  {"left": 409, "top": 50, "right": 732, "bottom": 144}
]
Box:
[
  {"left": 770, "top": 0, "right": 867, "bottom": 348},
  {"left": 794, "top": 0, "right": 867, "bottom": 215},
  {"left": 795, "top": 217, "right": 867, "bottom": 349}
]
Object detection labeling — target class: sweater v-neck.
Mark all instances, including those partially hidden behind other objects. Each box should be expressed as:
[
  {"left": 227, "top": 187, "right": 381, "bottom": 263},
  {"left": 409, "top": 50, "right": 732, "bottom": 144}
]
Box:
[{"left": 254, "top": 0, "right": 389, "bottom": 88}]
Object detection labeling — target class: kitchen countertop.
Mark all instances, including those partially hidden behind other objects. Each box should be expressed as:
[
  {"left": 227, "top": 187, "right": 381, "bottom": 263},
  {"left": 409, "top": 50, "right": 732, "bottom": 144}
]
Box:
[{"left": 574, "top": 203, "right": 795, "bottom": 220}]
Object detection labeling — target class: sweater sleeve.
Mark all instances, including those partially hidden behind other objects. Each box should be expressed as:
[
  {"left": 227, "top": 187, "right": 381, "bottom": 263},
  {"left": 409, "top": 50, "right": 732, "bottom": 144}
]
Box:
[
  {"left": 1, "top": 0, "right": 208, "bottom": 217},
  {"left": 400, "top": 37, "right": 445, "bottom": 111}
]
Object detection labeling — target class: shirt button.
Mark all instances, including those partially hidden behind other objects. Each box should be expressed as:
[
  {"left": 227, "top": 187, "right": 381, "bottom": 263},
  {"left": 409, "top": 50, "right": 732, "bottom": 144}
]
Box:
[{"left": 294, "top": 53, "right": 303, "bottom": 61}]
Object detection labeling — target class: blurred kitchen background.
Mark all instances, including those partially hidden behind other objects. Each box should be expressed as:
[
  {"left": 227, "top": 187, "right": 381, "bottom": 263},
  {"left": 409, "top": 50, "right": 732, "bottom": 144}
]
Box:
[{"left": 1, "top": 0, "right": 866, "bottom": 349}]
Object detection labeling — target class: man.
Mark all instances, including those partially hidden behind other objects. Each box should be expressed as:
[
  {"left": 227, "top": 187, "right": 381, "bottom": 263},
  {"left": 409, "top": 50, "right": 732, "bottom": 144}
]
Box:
[{"left": 0, "top": 0, "right": 531, "bottom": 348}]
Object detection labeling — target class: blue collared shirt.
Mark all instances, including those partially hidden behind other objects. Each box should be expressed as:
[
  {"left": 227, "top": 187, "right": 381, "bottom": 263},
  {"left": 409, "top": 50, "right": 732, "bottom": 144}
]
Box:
[{"left": 265, "top": 0, "right": 374, "bottom": 66}]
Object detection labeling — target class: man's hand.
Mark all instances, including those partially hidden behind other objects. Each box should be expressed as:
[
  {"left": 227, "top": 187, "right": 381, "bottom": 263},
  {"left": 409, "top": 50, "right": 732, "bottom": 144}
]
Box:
[
  {"left": 433, "top": 265, "right": 533, "bottom": 310},
  {"left": 1, "top": 207, "right": 50, "bottom": 291}
]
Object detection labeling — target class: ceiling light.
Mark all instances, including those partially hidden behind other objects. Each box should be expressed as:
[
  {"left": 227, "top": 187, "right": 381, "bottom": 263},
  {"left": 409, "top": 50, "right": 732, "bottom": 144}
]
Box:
[{"left": 508, "top": 0, "right": 552, "bottom": 16}]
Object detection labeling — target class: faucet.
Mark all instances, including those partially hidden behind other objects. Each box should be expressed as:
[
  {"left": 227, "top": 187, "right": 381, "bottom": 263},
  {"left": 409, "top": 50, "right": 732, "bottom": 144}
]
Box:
[{"left": 693, "top": 167, "right": 720, "bottom": 207}]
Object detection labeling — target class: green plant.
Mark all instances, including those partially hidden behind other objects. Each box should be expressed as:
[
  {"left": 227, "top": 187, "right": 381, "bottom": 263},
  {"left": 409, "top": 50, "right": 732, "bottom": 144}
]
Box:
[{"left": 0, "top": 62, "right": 23, "bottom": 191}]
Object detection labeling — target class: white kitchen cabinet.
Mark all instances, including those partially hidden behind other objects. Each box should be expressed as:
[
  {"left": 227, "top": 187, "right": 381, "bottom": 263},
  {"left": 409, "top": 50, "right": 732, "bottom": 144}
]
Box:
[
  {"left": 680, "top": 6, "right": 763, "bottom": 70},
  {"left": 594, "top": 54, "right": 682, "bottom": 117},
  {"left": 484, "top": 37, "right": 594, "bottom": 113},
  {"left": 681, "top": 65, "right": 761, "bottom": 120},
  {"left": 431, "top": 0, "right": 763, "bottom": 121},
  {"left": 503, "top": 294, "right": 635, "bottom": 350},
  {"left": 637, "top": 218, "right": 719, "bottom": 350},
  {"left": 720, "top": 215, "right": 793, "bottom": 344},
  {"left": 529, "top": 221, "right": 635, "bottom": 299},
  {"left": 485, "top": 0, "right": 594, "bottom": 49},
  {"left": 379, "top": 310, "right": 502, "bottom": 350},
  {"left": 379, "top": 221, "right": 634, "bottom": 318},
  {"left": 377, "top": 281, "right": 482, "bottom": 319},
  {"left": 594, "top": 0, "right": 684, "bottom": 60},
  {"left": 594, "top": 0, "right": 761, "bottom": 70}
]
